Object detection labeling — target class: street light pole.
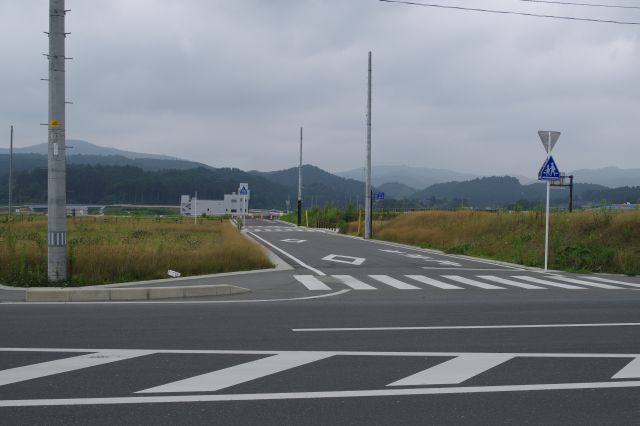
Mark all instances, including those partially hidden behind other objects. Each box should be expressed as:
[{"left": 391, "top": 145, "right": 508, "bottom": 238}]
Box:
[
  {"left": 8, "top": 126, "right": 13, "bottom": 218},
  {"left": 364, "top": 51, "right": 372, "bottom": 239},
  {"left": 297, "top": 127, "right": 302, "bottom": 226}
]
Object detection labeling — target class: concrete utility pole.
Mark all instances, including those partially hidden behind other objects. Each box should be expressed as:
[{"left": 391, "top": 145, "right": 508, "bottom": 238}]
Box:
[
  {"left": 47, "top": 0, "right": 68, "bottom": 281},
  {"left": 8, "top": 126, "right": 13, "bottom": 218},
  {"left": 364, "top": 51, "right": 372, "bottom": 239},
  {"left": 297, "top": 127, "right": 302, "bottom": 226}
]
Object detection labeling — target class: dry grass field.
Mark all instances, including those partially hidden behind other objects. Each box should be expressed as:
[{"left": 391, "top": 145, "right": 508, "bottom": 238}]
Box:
[
  {"left": 346, "top": 209, "right": 640, "bottom": 275},
  {"left": 0, "top": 216, "right": 273, "bottom": 286}
]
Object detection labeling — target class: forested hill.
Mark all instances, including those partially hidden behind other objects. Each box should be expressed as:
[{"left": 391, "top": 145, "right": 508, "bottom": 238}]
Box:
[{"left": 0, "top": 165, "right": 289, "bottom": 209}]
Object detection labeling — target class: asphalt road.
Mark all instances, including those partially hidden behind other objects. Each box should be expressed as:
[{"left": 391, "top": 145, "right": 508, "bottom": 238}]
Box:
[{"left": 2, "top": 218, "right": 640, "bottom": 425}]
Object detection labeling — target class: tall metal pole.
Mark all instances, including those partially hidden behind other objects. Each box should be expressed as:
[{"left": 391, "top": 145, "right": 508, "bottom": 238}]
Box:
[
  {"left": 364, "top": 51, "right": 372, "bottom": 239},
  {"left": 47, "top": 0, "right": 68, "bottom": 281},
  {"left": 8, "top": 126, "right": 13, "bottom": 218},
  {"left": 568, "top": 175, "right": 574, "bottom": 213},
  {"left": 544, "top": 132, "right": 551, "bottom": 272},
  {"left": 297, "top": 127, "right": 302, "bottom": 226}
]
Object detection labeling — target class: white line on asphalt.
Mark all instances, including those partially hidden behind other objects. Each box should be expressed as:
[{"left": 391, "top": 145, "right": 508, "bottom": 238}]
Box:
[
  {"left": 294, "top": 275, "right": 332, "bottom": 291},
  {"left": 388, "top": 353, "right": 514, "bottom": 386},
  {"left": 292, "top": 323, "right": 640, "bottom": 332},
  {"left": 4, "top": 380, "right": 640, "bottom": 406},
  {"left": 547, "top": 276, "right": 626, "bottom": 290},
  {"left": 442, "top": 275, "right": 505, "bottom": 290},
  {"left": 0, "top": 350, "right": 154, "bottom": 387},
  {"left": 583, "top": 276, "right": 640, "bottom": 289},
  {"left": 332, "top": 275, "right": 377, "bottom": 290},
  {"left": 369, "top": 275, "right": 420, "bottom": 290},
  {"left": 247, "top": 232, "right": 325, "bottom": 276},
  {"left": 405, "top": 275, "right": 464, "bottom": 290},
  {"left": 478, "top": 276, "right": 546, "bottom": 290},
  {"left": 612, "top": 357, "right": 640, "bottom": 379},
  {"left": 138, "top": 352, "right": 334, "bottom": 393},
  {"left": 512, "top": 276, "right": 586, "bottom": 290}
]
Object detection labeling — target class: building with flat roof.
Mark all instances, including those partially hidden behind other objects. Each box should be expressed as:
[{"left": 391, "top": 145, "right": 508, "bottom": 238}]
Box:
[{"left": 180, "top": 183, "right": 250, "bottom": 217}]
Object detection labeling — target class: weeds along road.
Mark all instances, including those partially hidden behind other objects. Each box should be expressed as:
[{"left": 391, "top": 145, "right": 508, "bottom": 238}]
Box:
[{"left": 1, "top": 218, "right": 640, "bottom": 425}]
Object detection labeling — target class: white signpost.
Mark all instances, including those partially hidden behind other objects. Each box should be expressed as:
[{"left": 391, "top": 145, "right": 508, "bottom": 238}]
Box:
[{"left": 537, "top": 130, "right": 562, "bottom": 272}]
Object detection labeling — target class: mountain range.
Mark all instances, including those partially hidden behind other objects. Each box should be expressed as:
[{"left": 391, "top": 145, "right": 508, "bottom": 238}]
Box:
[{"left": 1, "top": 140, "right": 638, "bottom": 209}]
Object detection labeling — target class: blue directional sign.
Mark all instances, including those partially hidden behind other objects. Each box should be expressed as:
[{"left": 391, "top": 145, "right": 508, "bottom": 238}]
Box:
[
  {"left": 376, "top": 192, "right": 385, "bottom": 201},
  {"left": 538, "top": 156, "right": 561, "bottom": 181}
]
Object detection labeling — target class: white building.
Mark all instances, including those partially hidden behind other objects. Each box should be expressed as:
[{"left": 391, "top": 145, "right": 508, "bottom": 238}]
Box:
[{"left": 180, "top": 183, "right": 250, "bottom": 217}]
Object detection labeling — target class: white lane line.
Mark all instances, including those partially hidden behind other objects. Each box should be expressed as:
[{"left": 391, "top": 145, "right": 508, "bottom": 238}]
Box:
[
  {"left": 442, "top": 275, "right": 505, "bottom": 290},
  {"left": 0, "top": 350, "right": 153, "bottom": 387},
  {"left": 332, "top": 275, "right": 377, "bottom": 290},
  {"left": 369, "top": 275, "right": 420, "bottom": 290},
  {"left": 5, "top": 380, "right": 640, "bottom": 406},
  {"left": 512, "top": 276, "right": 586, "bottom": 290},
  {"left": 478, "top": 276, "right": 545, "bottom": 290},
  {"left": 612, "top": 357, "right": 640, "bottom": 379},
  {"left": 137, "top": 352, "right": 333, "bottom": 394},
  {"left": 548, "top": 276, "right": 626, "bottom": 290},
  {"left": 388, "top": 353, "right": 514, "bottom": 386},
  {"left": 405, "top": 275, "right": 463, "bottom": 290},
  {"left": 294, "top": 275, "right": 332, "bottom": 291},
  {"left": 248, "top": 232, "right": 325, "bottom": 276},
  {"left": 292, "top": 323, "right": 640, "bottom": 332},
  {"left": 583, "top": 276, "right": 640, "bottom": 289}
]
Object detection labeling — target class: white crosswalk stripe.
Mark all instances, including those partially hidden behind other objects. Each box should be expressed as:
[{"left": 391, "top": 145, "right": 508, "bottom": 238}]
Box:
[
  {"left": 294, "top": 275, "right": 332, "bottom": 291},
  {"left": 291, "top": 274, "right": 640, "bottom": 291},
  {"left": 332, "top": 275, "right": 377, "bottom": 290},
  {"left": 478, "top": 275, "right": 546, "bottom": 290},
  {"left": 405, "top": 275, "right": 464, "bottom": 290},
  {"left": 442, "top": 275, "right": 505, "bottom": 290},
  {"left": 369, "top": 275, "right": 421, "bottom": 290},
  {"left": 582, "top": 276, "right": 640, "bottom": 289}
]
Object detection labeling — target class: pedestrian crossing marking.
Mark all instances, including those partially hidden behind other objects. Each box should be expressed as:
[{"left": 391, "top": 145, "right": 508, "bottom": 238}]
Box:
[
  {"left": 332, "top": 275, "right": 377, "bottom": 290},
  {"left": 442, "top": 275, "right": 505, "bottom": 290},
  {"left": 478, "top": 275, "right": 546, "bottom": 290},
  {"left": 583, "top": 276, "right": 640, "bottom": 289},
  {"left": 612, "top": 357, "right": 640, "bottom": 379},
  {"left": 388, "top": 353, "right": 514, "bottom": 386},
  {"left": 405, "top": 275, "right": 464, "bottom": 290},
  {"left": 369, "top": 275, "right": 420, "bottom": 290},
  {"left": 548, "top": 276, "right": 625, "bottom": 290},
  {"left": 294, "top": 275, "right": 332, "bottom": 291},
  {"left": 291, "top": 274, "right": 640, "bottom": 292},
  {"left": 138, "top": 352, "right": 333, "bottom": 394},
  {"left": 512, "top": 276, "right": 586, "bottom": 289}
]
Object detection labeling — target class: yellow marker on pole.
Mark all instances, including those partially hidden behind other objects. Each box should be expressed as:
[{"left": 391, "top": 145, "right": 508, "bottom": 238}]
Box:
[
  {"left": 357, "top": 210, "right": 362, "bottom": 236},
  {"left": 305, "top": 210, "right": 309, "bottom": 228},
  {"left": 50, "top": 120, "right": 60, "bottom": 128}
]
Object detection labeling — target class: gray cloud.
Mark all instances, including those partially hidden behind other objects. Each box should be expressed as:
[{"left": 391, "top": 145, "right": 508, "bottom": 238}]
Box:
[{"left": 1, "top": 0, "right": 639, "bottom": 178}]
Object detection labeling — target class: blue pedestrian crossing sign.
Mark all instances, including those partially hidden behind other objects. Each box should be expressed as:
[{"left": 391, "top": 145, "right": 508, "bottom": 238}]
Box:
[
  {"left": 376, "top": 192, "right": 385, "bottom": 201},
  {"left": 239, "top": 186, "right": 248, "bottom": 195},
  {"left": 538, "top": 156, "right": 561, "bottom": 181}
]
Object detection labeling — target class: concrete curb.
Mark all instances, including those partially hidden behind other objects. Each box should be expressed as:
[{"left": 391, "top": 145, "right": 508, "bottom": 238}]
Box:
[{"left": 25, "top": 284, "right": 250, "bottom": 302}]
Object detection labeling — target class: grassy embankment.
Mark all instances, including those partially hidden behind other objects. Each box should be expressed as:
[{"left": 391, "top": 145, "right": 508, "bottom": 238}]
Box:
[
  {"left": 345, "top": 209, "right": 640, "bottom": 275},
  {"left": 0, "top": 215, "right": 273, "bottom": 287}
]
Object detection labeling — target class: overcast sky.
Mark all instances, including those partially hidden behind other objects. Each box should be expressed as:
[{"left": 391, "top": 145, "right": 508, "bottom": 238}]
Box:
[{"left": 1, "top": 0, "right": 638, "bottom": 177}]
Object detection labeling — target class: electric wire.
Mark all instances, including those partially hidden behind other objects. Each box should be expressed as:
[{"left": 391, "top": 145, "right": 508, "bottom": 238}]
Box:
[
  {"left": 378, "top": 0, "right": 640, "bottom": 24},
  {"left": 510, "top": 0, "right": 640, "bottom": 10}
]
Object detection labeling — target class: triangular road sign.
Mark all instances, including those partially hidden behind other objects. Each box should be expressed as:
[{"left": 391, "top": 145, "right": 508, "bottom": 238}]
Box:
[
  {"left": 538, "top": 130, "right": 560, "bottom": 153},
  {"left": 538, "top": 156, "right": 561, "bottom": 181},
  {"left": 239, "top": 186, "right": 248, "bottom": 195}
]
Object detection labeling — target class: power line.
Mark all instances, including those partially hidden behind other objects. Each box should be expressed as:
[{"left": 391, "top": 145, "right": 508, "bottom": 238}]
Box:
[
  {"left": 511, "top": 0, "right": 640, "bottom": 10},
  {"left": 378, "top": 0, "right": 640, "bottom": 24}
]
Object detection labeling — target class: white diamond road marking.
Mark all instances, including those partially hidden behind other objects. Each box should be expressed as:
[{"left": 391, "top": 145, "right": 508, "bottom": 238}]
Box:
[
  {"left": 478, "top": 276, "right": 546, "bottom": 290},
  {"left": 369, "top": 275, "right": 420, "bottom": 290},
  {"left": 322, "top": 254, "right": 366, "bottom": 266},
  {"left": 293, "top": 275, "right": 331, "bottom": 291},
  {"left": 442, "top": 275, "right": 505, "bottom": 290},
  {"left": 1, "top": 348, "right": 640, "bottom": 407},
  {"left": 0, "top": 350, "right": 153, "bottom": 387},
  {"left": 405, "top": 275, "right": 464, "bottom": 290},
  {"left": 138, "top": 352, "right": 333, "bottom": 393},
  {"left": 332, "top": 275, "right": 377, "bottom": 290},
  {"left": 388, "top": 353, "right": 515, "bottom": 386}
]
